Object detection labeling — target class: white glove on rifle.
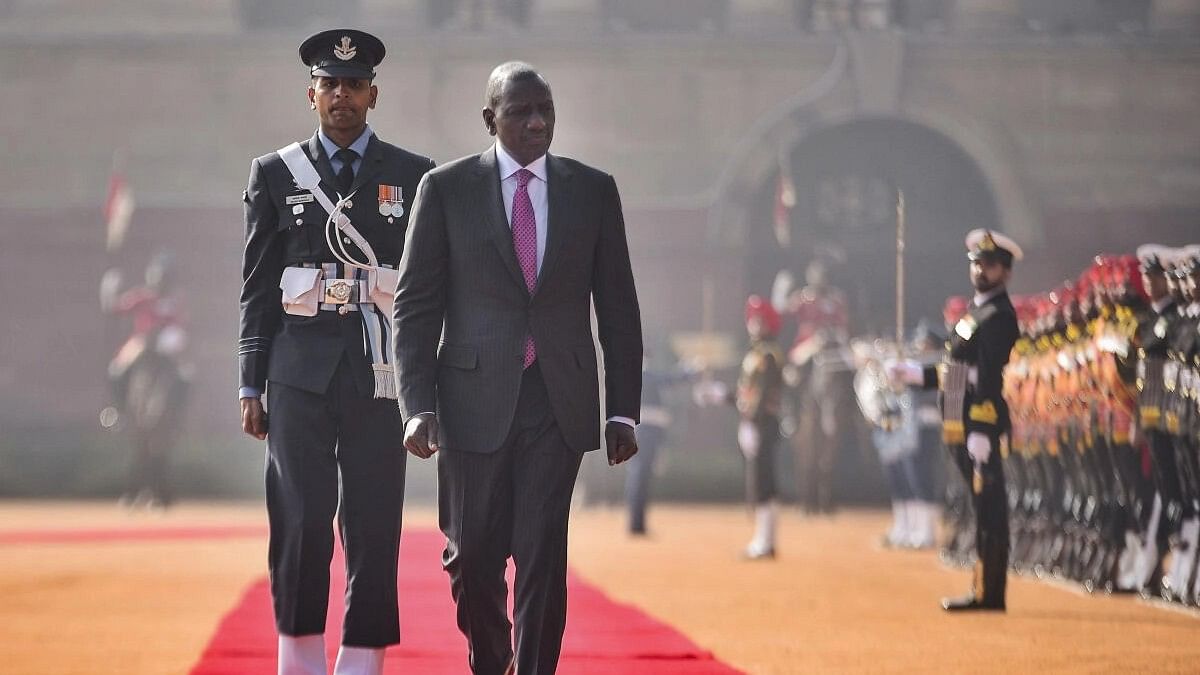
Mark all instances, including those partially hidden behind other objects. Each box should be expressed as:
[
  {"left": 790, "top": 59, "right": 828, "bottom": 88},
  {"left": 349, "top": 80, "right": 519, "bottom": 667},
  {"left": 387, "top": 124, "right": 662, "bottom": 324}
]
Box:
[{"left": 967, "top": 432, "right": 992, "bottom": 465}]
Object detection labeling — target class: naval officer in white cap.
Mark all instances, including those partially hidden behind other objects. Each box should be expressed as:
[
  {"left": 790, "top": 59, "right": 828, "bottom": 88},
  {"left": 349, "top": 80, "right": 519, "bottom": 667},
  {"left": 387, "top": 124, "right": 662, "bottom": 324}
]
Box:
[{"left": 890, "top": 228, "right": 1022, "bottom": 611}]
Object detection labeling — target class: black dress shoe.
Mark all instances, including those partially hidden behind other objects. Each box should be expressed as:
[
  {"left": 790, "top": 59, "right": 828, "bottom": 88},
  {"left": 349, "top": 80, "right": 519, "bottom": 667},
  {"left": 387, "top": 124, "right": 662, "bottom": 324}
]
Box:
[{"left": 941, "top": 595, "right": 1005, "bottom": 612}]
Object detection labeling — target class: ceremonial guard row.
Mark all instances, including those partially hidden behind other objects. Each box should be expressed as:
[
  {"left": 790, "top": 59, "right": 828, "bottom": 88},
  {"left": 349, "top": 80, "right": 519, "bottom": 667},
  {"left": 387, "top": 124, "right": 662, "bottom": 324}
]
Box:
[{"left": 960, "top": 245, "right": 1200, "bottom": 604}]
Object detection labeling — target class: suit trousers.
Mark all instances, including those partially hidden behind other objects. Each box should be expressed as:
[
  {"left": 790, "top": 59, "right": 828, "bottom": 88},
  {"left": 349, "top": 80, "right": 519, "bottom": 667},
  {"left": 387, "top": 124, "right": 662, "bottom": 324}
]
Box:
[
  {"left": 265, "top": 356, "right": 407, "bottom": 647},
  {"left": 437, "top": 363, "right": 584, "bottom": 675},
  {"left": 951, "top": 432, "right": 1008, "bottom": 606}
]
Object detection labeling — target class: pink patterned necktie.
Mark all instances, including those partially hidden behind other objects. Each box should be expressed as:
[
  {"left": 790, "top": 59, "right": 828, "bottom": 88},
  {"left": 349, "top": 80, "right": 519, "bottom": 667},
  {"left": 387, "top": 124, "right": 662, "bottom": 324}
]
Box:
[{"left": 512, "top": 168, "right": 538, "bottom": 368}]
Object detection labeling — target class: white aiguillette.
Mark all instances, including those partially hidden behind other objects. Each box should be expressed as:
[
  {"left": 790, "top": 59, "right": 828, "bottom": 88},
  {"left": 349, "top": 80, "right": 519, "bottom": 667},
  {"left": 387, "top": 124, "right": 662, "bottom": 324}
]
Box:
[{"left": 286, "top": 192, "right": 315, "bottom": 205}]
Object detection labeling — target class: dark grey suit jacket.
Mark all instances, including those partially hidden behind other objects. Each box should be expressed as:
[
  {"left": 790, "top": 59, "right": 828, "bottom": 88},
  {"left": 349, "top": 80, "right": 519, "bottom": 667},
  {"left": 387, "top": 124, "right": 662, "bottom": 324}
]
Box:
[{"left": 392, "top": 146, "right": 642, "bottom": 453}]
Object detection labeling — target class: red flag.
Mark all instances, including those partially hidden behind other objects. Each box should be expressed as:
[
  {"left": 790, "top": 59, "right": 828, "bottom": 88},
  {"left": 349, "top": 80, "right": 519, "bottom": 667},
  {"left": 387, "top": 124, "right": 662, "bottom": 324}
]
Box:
[{"left": 105, "top": 170, "right": 135, "bottom": 252}]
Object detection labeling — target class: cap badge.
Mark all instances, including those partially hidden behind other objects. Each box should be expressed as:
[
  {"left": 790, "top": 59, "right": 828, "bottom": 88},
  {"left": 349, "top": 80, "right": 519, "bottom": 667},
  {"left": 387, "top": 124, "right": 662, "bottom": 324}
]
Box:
[
  {"left": 978, "top": 232, "right": 997, "bottom": 251},
  {"left": 334, "top": 36, "right": 357, "bottom": 61}
]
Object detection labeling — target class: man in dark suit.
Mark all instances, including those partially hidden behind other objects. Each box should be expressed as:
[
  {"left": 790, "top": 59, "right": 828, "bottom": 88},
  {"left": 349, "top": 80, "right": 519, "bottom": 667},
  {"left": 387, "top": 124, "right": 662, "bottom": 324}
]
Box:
[
  {"left": 238, "top": 29, "right": 435, "bottom": 675},
  {"left": 891, "top": 229, "right": 1022, "bottom": 612},
  {"left": 392, "top": 62, "right": 642, "bottom": 675}
]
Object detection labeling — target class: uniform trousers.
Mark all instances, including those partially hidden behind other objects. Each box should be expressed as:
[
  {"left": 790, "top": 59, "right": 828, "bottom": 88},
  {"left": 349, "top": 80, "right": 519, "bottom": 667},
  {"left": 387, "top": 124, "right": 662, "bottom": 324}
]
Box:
[
  {"left": 437, "top": 363, "right": 584, "bottom": 675},
  {"left": 1147, "top": 430, "right": 1183, "bottom": 550},
  {"left": 950, "top": 431, "right": 1008, "bottom": 606},
  {"left": 625, "top": 424, "right": 665, "bottom": 533},
  {"left": 265, "top": 356, "right": 407, "bottom": 647},
  {"left": 747, "top": 416, "right": 780, "bottom": 505}
]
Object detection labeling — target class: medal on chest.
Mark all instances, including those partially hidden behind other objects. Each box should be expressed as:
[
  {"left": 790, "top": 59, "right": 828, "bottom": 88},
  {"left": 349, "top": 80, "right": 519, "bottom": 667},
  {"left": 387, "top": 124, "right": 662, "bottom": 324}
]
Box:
[{"left": 378, "top": 184, "right": 404, "bottom": 220}]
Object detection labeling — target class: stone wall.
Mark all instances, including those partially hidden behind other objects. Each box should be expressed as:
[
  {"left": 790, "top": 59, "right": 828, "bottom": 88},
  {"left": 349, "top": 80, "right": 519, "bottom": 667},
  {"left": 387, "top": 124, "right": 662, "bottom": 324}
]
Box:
[{"left": 2, "top": 5, "right": 1198, "bottom": 498}]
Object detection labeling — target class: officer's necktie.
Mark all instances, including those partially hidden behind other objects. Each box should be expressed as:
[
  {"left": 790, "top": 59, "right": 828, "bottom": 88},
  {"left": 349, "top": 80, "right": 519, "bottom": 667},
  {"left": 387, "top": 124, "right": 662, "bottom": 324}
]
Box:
[
  {"left": 334, "top": 148, "right": 358, "bottom": 196},
  {"left": 511, "top": 168, "right": 538, "bottom": 368}
]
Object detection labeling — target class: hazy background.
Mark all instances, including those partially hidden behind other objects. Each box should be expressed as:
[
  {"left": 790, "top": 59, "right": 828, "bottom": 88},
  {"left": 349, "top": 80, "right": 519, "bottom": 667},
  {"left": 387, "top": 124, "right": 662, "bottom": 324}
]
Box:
[{"left": 1, "top": 0, "right": 1198, "bottom": 504}]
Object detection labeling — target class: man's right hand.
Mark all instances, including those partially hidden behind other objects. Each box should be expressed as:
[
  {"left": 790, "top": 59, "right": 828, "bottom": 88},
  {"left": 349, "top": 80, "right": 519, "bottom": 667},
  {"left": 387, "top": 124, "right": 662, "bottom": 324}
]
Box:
[
  {"left": 241, "top": 397, "right": 267, "bottom": 440},
  {"left": 404, "top": 413, "right": 440, "bottom": 459}
]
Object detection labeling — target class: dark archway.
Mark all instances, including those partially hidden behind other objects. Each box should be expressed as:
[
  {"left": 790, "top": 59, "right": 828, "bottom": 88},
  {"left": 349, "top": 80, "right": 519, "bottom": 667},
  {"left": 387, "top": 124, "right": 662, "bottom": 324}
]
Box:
[{"left": 746, "top": 117, "right": 1000, "bottom": 336}]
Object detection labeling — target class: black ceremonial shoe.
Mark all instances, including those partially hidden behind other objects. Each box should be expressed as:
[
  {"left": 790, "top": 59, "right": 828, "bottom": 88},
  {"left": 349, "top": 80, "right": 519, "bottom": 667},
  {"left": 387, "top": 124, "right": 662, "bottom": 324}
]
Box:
[{"left": 941, "top": 595, "right": 1005, "bottom": 612}]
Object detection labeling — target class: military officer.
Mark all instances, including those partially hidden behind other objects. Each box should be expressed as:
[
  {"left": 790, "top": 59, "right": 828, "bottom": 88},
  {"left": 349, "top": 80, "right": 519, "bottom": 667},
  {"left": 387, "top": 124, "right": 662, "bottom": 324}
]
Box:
[
  {"left": 1180, "top": 246, "right": 1200, "bottom": 604},
  {"left": 1131, "top": 245, "right": 1185, "bottom": 599},
  {"left": 238, "top": 29, "right": 435, "bottom": 675},
  {"left": 738, "top": 295, "right": 787, "bottom": 559},
  {"left": 1163, "top": 248, "right": 1200, "bottom": 603},
  {"left": 783, "top": 258, "right": 851, "bottom": 515},
  {"left": 891, "top": 229, "right": 1022, "bottom": 611}
]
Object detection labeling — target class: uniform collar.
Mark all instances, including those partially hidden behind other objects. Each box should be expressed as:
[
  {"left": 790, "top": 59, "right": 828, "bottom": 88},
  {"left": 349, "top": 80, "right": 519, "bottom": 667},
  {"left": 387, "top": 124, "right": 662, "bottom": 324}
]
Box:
[
  {"left": 495, "top": 142, "right": 548, "bottom": 183},
  {"left": 317, "top": 124, "right": 373, "bottom": 159},
  {"left": 972, "top": 286, "right": 1003, "bottom": 307}
]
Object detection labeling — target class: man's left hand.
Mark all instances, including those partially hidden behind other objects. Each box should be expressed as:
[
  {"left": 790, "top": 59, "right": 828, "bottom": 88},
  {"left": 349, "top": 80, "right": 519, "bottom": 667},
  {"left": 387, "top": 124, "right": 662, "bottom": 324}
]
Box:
[{"left": 605, "top": 422, "right": 638, "bottom": 466}]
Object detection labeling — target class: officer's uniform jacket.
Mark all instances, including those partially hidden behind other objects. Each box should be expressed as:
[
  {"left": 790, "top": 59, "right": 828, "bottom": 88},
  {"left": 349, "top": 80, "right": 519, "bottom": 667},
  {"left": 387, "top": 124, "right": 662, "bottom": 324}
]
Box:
[
  {"left": 1169, "top": 302, "right": 1199, "bottom": 441},
  {"left": 1134, "top": 298, "right": 1179, "bottom": 432},
  {"left": 240, "top": 132, "right": 435, "bottom": 397},
  {"left": 1165, "top": 302, "right": 1197, "bottom": 436},
  {"left": 923, "top": 290, "right": 1020, "bottom": 444},
  {"left": 737, "top": 340, "right": 785, "bottom": 424}
]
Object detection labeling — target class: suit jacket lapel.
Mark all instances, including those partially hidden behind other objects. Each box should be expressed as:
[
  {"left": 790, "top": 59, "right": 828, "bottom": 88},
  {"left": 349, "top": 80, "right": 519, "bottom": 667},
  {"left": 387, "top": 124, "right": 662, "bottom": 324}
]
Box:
[
  {"left": 350, "top": 134, "right": 384, "bottom": 196},
  {"left": 475, "top": 147, "right": 528, "bottom": 292},
  {"left": 304, "top": 134, "right": 341, "bottom": 193},
  {"left": 536, "top": 154, "right": 573, "bottom": 295}
]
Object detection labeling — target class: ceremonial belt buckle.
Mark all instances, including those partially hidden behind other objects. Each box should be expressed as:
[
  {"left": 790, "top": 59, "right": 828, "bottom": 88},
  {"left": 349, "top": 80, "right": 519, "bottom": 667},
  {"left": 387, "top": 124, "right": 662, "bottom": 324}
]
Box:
[{"left": 324, "top": 279, "right": 354, "bottom": 304}]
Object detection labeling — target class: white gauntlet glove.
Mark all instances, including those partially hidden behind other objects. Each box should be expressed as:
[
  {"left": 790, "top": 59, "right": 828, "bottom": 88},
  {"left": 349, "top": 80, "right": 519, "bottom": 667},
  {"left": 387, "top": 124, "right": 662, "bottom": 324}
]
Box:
[{"left": 966, "top": 432, "right": 992, "bottom": 465}]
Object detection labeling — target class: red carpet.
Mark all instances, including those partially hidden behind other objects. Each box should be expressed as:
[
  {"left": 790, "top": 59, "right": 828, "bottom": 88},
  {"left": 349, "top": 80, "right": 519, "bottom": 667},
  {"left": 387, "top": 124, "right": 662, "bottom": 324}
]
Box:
[{"left": 190, "top": 529, "right": 741, "bottom": 674}]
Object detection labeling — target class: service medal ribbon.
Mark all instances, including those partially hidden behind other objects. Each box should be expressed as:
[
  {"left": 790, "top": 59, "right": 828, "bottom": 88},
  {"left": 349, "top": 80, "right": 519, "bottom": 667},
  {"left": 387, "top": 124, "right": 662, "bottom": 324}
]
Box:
[{"left": 378, "top": 185, "right": 404, "bottom": 218}]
